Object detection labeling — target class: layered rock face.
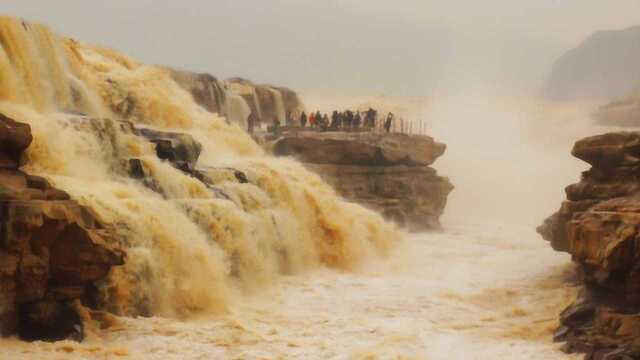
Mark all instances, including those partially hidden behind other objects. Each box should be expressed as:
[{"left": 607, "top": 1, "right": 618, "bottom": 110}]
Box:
[
  {"left": 227, "top": 78, "right": 304, "bottom": 124},
  {"left": 273, "top": 131, "right": 453, "bottom": 231},
  {"left": 0, "top": 114, "right": 124, "bottom": 341},
  {"left": 168, "top": 68, "right": 227, "bottom": 115},
  {"left": 542, "top": 26, "right": 640, "bottom": 101},
  {"left": 539, "top": 132, "right": 640, "bottom": 358},
  {"left": 169, "top": 71, "right": 305, "bottom": 128}
]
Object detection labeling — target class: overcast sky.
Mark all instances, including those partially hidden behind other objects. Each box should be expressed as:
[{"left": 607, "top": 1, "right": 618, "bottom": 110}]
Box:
[{"left": 2, "top": 1, "right": 640, "bottom": 96}]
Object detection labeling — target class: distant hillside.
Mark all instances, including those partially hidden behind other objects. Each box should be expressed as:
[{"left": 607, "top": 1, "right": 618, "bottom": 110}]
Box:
[{"left": 543, "top": 26, "right": 640, "bottom": 101}]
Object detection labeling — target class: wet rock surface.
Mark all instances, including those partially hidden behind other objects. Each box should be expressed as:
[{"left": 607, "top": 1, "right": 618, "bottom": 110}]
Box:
[
  {"left": 273, "top": 131, "right": 453, "bottom": 231},
  {"left": 0, "top": 113, "right": 124, "bottom": 342},
  {"left": 539, "top": 131, "right": 640, "bottom": 359},
  {"left": 168, "top": 68, "right": 227, "bottom": 115},
  {"left": 227, "top": 78, "right": 305, "bottom": 124}
]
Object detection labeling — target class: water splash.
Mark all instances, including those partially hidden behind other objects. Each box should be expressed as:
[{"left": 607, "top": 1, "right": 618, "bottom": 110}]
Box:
[{"left": 0, "top": 17, "right": 401, "bottom": 317}]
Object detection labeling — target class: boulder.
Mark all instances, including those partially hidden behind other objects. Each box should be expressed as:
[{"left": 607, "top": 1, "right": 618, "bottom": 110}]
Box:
[
  {"left": 134, "top": 127, "right": 202, "bottom": 170},
  {"left": 0, "top": 113, "right": 33, "bottom": 169}
]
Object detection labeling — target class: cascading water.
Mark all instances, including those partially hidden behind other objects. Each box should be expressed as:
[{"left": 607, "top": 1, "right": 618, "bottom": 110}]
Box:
[
  {"left": 225, "top": 92, "right": 251, "bottom": 128},
  {"left": 268, "top": 87, "right": 286, "bottom": 124},
  {"left": 0, "top": 16, "right": 400, "bottom": 318}
]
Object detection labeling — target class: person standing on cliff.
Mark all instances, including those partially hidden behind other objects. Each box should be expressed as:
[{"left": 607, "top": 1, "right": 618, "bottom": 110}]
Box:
[
  {"left": 322, "top": 114, "right": 329, "bottom": 131},
  {"left": 315, "top": 111, "right": 322, "bottom": 129},
  {"left": 367, "top": 108, "right": 378, "bottom": 129},
  {"left": 384, "top": 112, "right": 394, "bottom": 133},
  {"left": 309, "top": 112, "right": 316, "bottom": 128},
  {"left": 247, "top": 112, "right": 257, "bottom": 134},
  {"left": 354, "top": 112, "right": 362, "bottom": 129},
  {"left": 300, "top": 111, "right": 307, "bottom": 127},
  {"left": 330, "top": 111, "right": 339, "bottom": 130}
]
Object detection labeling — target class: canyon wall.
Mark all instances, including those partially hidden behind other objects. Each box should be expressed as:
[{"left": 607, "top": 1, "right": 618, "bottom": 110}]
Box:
[
  {"left": 542, "top": 26, "right": 640, "bottom": 101},
  {"left": 273, "top": 131, "right": 453, "bottom": 231},
  {"left": 539, "top": 132, "right": 640, "bottom": 359}
]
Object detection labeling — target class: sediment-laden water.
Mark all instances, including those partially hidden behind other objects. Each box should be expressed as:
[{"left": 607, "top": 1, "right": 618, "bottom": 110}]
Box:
[{"left": 0, "top": 15, "right": 621, "bottom": 360}]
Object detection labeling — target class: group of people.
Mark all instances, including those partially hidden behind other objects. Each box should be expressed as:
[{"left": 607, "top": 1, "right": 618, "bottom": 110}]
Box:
[
  {"left": 247, "top": 108, "right": 396, "bottom": 134},
  {"left": 296, "top": 108, "right": 395, "bottom": 132}
]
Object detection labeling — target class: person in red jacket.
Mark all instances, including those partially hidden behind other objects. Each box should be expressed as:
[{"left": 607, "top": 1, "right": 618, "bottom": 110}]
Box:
[{"left": 309, "top": 112, "right": 316, "bottom": 128}]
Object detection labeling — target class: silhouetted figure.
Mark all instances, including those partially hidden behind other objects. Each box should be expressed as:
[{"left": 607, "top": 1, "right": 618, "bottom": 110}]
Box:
[
  {"left": 354, "top": 112, "right": 362, "bottom": 128},
  {"left": 366, "top": 108, "right": 377, "bottom": 128},
  {"left": 248, "top": 112, "right": 257, "bottom": 134},
  {"left": 345, "top": 110, "right": 354, "bottom": 129},
  {"left": 300, "top": 111, "right": 307, "bottom": 127},
  {"left": 330, "top": 111, "right": 339, "bottom": 129},
  {"left": 315, "top": 111, "right": 322, "bottom": 129},
  {"left": 321, "top": 114, "right": 329, "bottom": 131},
  {"left": 384, "top": 112, "right": 394, "bottom": 133}
]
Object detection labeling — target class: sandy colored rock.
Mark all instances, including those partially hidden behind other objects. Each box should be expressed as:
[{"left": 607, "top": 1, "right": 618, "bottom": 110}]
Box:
[
  {"left": 539, "top": 131, "right": 640, "bottom": 358},
  {"left": 274, "top": 131, "right": 446, "bottom": 167},
  {"left": 0, "top": 113, "right": 124, "bottom": 342},
  {"left": 273, "top": 130, "right": 452, "bottom": 231}
]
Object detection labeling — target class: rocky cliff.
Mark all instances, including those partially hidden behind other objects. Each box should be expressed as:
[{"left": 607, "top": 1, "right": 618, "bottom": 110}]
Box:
[
  {"left": 168, "top": 70, "right": 305, "bottom": 128},
  {"left": 539, "top": 132, "right": 640, "bottom": 358},
  {"left": 543, "top": 26, "right": 640, "bottom": 101},
  {"left": 273, "top": 131, "right": 453, "bottom": 231},
  {"left": 0, "top": 113, "right": 124, "bottom": 342},
  {"left": 227, "top": 77, "right": 304, "bottom": 125}
]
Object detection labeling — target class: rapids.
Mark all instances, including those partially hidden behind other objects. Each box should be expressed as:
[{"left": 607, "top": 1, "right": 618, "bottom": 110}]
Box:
[
  {"left": 0, "top": 15, "right": 621, "bottom": 360},
  {"left": 0, "top": 16, "right": 398, "bottom": 319}
]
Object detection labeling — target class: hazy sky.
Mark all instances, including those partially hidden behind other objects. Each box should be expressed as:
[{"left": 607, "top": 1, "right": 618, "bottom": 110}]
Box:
[{"left": 2, "top": 1, "right": 640, "bottom": 96}]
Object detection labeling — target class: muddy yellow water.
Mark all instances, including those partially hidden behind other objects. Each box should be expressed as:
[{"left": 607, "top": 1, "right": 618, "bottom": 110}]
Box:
[{"left": 0, "top": 223, "right": 579, "bottom": 359}]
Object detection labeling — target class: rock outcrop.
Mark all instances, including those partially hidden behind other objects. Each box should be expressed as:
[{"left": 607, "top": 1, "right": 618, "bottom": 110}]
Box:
[
  {"left": 169, "top": 71, "right": 305, "bottom": 128},
  {"left": 273, "top": 131, "right": 452, "bottom": 231},
  {"left": 539, "top": 131, "right": 640, "bottom": 358},
  {"left": 542, "top": 26, "right": 640, "bottom": 101},
  {"left": 227, "top": 78, "right": 304, "bottom": 124},
  {"left": 0, "top": 113, "right": 124, "bottom": 342},
  {"left": 168, "top": 68, "right": 227, "bottom": 115}
]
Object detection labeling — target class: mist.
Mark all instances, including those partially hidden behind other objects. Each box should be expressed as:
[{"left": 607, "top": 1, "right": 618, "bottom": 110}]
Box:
[
  {"left": 2, "top": 0, "right": 639, "bottom": 96},
  {"left": 3, "top": 2, "right": 640, "bottom": 359}
]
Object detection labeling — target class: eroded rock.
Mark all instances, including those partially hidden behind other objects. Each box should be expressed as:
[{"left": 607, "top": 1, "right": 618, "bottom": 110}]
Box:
[
  {"left": 272, "top": 131, "right": 452, "bottom": 231},
  {"left": 0, "top": 113, "right": 124, "bottom": 342},
  {"left": 539, "top": 131, "right": 640, "bottom": 358}
]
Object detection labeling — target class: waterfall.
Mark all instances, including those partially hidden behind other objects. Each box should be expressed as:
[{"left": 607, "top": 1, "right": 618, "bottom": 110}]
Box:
[
  {"left": 269, "top": 87, "right": 286, "bottom": 124},
  {"left": 0, "top": 17, "right": 400, "bottom": 318},
  {"left": 224, "top": 93, "right": 251, "bottom": 129}
]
